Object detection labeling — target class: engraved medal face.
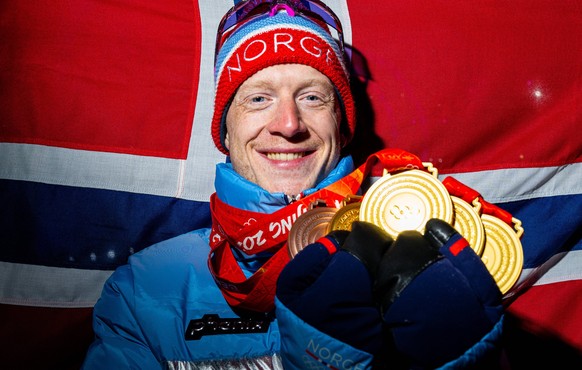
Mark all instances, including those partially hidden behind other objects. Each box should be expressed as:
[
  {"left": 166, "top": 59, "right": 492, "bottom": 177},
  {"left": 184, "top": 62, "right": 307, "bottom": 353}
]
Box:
[
  {"left": 451, "top": 196, "right": 486, "bottom": 256},
  {"left": 328, "top": 202, "right": 361, "bottom": 232},
  {"left": 288, "top": 207, "right": 337, "bottom": 258},
  {"left": 480, "top": 214, "right": 524, "bottom": 294},
  {"left": 359, "top": 170, "right": 454, "bottom": 238}
]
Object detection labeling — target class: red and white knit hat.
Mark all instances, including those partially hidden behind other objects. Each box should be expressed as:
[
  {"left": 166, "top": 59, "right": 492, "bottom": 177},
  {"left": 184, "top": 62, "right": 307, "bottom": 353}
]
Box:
[{"left": 211, "top": 10, "right": 355, "bottom": 155}]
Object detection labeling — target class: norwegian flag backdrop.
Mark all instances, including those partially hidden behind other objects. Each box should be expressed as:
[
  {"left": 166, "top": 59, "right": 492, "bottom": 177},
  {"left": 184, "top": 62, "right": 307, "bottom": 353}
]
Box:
[{"left": 1, "top": 1, "right": 581, "bottom": 368}]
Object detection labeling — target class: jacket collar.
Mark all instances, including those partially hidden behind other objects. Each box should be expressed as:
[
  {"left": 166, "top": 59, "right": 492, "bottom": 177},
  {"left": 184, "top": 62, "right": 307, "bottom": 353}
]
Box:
[{"left": 214, "top": 156, "right": 355, "bottom": 213}]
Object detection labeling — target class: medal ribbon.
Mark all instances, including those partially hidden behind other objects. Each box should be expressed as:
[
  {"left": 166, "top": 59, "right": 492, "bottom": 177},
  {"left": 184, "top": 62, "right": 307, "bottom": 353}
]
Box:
[
  {"left": 208, "top": 148, "right": 424, "bottom": 312},
  {"left": 442, "top": 176, "right": 516, "bottom": 226}
]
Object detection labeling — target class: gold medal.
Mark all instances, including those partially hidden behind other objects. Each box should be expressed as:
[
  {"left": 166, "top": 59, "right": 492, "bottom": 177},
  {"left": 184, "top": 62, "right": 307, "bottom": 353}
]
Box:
[
  {"left": 288, "top": 207, "right": 337, "bottom": 258},
  {"left": 480, "top": 214, "right": 524, "bottom": 294},
  {"left": 451, "top": 196, "right": 486, "bottom": 256},
  {"left": 328, "top": 202, "right": 361, "bottom": 232},
  {"left": 359, "top": 169, "right": 454, "bottom": 238}
]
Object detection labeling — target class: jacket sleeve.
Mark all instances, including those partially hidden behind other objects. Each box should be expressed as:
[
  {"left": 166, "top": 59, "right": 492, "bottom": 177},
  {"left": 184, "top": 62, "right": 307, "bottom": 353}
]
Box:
[
  {"left": 277, "top": 293, "right": 503, "bottom": 370},
  {"left": 81, "top": 265, "right": 161, "bottom": 370},
  {"left": 436, "top": 316, "right": 504, "bottom": 370},
  {"left": 275, "top": 296, "right": 375, "bottom": 370}
]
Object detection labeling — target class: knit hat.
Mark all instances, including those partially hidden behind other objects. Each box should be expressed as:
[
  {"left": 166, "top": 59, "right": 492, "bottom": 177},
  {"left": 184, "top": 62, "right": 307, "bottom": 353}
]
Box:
[{"left": 212, "top": 10, "right": 355, "bottom": 155}]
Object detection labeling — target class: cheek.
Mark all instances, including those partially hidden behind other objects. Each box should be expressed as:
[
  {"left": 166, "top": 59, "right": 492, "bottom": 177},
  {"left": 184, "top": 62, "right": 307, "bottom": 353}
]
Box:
[
  {"left": 226, "top": 124, "right": 249, "bottom": 149},
  {"left": 319, "top": 113, "right": 342, "bottom": 142},
  {"left": 225, "top": 115, "right": 247, "bottom": 151},
  {"left": 229, "top": 116, "right": 268, "bottom": 145}
]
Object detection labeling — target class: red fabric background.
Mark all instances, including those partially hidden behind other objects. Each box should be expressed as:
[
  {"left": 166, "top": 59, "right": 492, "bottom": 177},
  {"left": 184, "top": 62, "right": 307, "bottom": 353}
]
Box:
[
  {"left": 348, "top": 0, "right": 581, "bottom": 172},
  {"left": 0, "top": 1, "right": 201, "bottom": 159}
]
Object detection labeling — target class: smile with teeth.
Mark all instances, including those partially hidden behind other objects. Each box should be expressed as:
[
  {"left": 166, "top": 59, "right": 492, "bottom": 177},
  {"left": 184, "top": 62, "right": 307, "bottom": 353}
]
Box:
[{"left": 266, "top": 152, "right": 306, "bottom": 161}]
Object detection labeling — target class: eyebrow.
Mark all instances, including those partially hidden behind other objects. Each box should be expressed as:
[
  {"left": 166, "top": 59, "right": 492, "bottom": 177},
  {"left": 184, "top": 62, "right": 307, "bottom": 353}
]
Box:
[
  {"left": 241, "top": 77, "right": 334, "bottom": 92},
  {"left": 300, "top": 78, "right": 334, "bottom": 89}
]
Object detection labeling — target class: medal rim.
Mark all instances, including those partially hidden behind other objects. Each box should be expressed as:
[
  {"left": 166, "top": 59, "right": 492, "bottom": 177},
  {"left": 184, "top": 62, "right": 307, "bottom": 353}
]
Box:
[
  {"left": 328, "top": 202, "right": 361, "bottom": 232},
  {"left": 451, "top": 196, "right": 486, "bottom": 256},
  {"left": 288, "top": 207, "right": 337, "bottom": 258},
  {"left": 480, "top": 214, "right": 524, "bottom": 294},
  {"left": 359, "top": 169, "right": 454, "bottom": 238}
]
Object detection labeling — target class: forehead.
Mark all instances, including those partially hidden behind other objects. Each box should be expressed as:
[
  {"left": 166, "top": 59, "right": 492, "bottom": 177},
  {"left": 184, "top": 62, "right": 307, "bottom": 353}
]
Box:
[{"left": 238, "top": 64, "right": 334, "bottom": 90}]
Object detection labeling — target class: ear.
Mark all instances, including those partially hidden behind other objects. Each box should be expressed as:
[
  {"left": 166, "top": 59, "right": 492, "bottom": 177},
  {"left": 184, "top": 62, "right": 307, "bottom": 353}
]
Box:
[
  {"left": 224, "top": 132, "right": 230, "bottom": 150},
  {"left": 340, "top": 133, "right": 348, "bottom": 149},
  {"left": 339, "top": 121, "right": 351, "bottom": 148}
]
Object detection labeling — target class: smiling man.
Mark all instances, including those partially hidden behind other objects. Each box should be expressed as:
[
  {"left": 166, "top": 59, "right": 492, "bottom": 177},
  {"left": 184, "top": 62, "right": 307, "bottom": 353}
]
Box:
[
  {"left": 82, "top": 1, "right": 505, "bottom": 369},
  {"left": 211, "top": 1, "right": 356, "bottom": 199},
  {"left": 82, "top": 2, "right": 360, "bottom": 368}
]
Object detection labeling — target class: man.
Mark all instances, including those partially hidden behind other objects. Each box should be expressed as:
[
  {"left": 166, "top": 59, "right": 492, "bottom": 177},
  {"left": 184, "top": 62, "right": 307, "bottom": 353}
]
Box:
[{"left": 82, "top": 1, "right": 503, "bottom": 369}]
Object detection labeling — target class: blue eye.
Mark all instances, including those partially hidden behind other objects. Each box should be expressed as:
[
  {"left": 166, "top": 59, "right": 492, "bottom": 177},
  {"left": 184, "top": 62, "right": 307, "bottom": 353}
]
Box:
[{"left": 251, "top": 96, "right": 266, "bottom": 103}]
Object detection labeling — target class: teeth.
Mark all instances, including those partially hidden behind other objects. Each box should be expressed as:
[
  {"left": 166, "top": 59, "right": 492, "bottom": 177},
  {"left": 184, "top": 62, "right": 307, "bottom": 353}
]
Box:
[{"left": 266, "top": 152, "right": 305, "bottom": 161}]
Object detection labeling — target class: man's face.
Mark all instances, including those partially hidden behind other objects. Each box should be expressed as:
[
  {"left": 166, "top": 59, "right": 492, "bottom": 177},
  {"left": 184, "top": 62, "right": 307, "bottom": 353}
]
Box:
[{"left": 224, "top": 64, "right": 343, "bottom": 196}]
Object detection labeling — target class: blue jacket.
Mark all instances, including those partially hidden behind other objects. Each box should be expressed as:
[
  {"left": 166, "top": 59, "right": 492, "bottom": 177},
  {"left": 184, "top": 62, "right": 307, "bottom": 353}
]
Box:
[
  {"left": 82, "top": 157, "right": 358, "bottom": 369},
  {"left": 82, "top": 155, "right": 502, "bottom": 369}
]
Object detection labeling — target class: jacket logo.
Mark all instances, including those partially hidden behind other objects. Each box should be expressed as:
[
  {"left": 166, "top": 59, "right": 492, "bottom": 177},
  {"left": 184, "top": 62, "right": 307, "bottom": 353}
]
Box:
[{"left": 185, "top": 314, "right": 272, "bottom": 340}]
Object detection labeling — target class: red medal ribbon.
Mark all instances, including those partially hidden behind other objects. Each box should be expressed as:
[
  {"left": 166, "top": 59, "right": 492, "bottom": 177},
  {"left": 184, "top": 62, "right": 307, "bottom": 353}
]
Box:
[{"left": 443, "top": 176, "right": 515, "bottom": 225}]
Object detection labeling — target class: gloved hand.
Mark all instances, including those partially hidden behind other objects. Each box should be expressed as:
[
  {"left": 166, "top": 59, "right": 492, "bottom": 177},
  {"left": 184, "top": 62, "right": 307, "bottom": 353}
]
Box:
[
  {"left": 276, "top": 221, "right": 393, "bottom": 369},
  {"left": 276, "top": 219, "right": 504, "bottom": 370},
  {"left": 375, "top": 218, "right": 504, "bottom": 369}
]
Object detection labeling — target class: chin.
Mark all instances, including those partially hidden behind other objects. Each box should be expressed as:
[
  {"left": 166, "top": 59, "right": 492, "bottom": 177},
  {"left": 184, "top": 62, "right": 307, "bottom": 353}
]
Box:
[
  {"left": 263, "top": 182, "right": 307, "bottom": 195},
  {"left": 259, "top": 173, "right": 319, "bottom": 194}
]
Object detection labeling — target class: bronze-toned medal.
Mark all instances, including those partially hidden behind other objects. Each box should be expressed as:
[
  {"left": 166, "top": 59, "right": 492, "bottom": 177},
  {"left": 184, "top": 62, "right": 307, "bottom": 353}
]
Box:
[
  {"left": 480, "top": 214, "right": 524, "bottom": 294},
  {"left": 360, "top": 169, "right": 454, "bottom": 238},
  {"left": 451, "top": 196, "right": 486, "bottom": 256},
  {"left": 328, "top": 202, "right": 361, "bottom": 232},
  {"left": 288, "top": 207, "right": 337, "bottom": 259}
]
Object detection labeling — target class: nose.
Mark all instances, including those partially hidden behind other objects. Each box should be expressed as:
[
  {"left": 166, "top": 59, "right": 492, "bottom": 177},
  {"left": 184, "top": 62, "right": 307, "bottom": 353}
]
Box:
[{"left": 266, "top": 96, "right": 306, "bottom": 138}]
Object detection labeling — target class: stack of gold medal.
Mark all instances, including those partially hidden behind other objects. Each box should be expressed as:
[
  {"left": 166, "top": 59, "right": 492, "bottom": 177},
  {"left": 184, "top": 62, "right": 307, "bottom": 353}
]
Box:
[{"left": 288, "top": 163, "right": 524, "bottom": 295}]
